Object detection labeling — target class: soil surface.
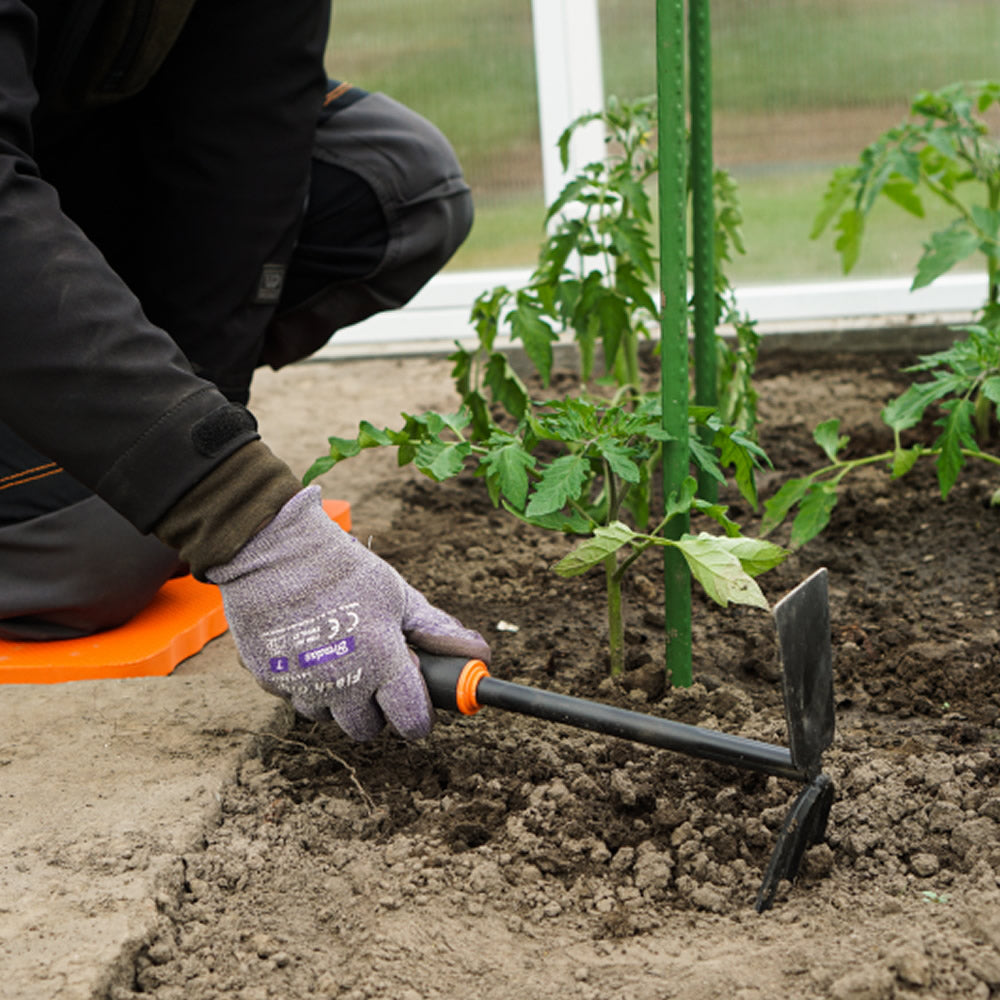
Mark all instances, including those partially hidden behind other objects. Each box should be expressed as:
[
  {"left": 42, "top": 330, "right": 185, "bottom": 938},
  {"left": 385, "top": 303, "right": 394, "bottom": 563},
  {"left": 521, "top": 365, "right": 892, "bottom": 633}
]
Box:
[{"left": 113, "top": 349, "right": 1000, "bottom": 1000}]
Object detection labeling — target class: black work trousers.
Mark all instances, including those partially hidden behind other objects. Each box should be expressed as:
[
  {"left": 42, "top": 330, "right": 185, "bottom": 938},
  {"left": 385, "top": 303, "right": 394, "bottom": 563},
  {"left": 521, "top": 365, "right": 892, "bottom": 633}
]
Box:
[{"left": 0, "top": 85, "right": 472, "bottom": 640}]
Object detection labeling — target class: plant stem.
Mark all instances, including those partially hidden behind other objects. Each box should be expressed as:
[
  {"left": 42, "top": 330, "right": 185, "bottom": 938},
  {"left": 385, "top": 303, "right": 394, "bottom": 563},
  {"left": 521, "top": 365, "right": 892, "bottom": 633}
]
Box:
[
  {"left": 988, "top": 174, "right": 1000, "bottom": 306},
  {"left": 605, "top": 552, "right": 626, "bottom": 675},
  {"left": 809, "top": 445, "right": 1000, "bottom": 486}
]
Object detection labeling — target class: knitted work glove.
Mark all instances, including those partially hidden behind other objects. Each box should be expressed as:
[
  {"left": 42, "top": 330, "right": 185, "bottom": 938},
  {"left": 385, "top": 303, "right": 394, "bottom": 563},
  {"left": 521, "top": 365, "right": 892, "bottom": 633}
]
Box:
[{"left": 206, "top": 486, "right": 490, "bottom": 740}]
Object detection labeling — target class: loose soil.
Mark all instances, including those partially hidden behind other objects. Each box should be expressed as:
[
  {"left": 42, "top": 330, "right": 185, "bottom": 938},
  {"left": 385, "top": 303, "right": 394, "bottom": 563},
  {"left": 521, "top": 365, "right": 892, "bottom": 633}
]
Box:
[{"left": 114, "top": 349, "right": 1000, "bottom": 1000}]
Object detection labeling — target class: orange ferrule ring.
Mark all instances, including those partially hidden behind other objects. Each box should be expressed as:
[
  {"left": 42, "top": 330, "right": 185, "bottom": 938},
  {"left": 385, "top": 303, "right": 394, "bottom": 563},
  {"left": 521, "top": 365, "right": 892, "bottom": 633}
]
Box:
[{"left": 455, "top": 659, "right": 490, "bottom": 715}]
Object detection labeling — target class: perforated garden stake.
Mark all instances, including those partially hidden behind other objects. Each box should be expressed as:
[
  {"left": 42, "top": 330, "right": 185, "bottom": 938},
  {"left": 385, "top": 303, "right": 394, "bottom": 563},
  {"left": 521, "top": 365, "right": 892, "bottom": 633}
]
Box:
[{"left": 419, "top": 568, "right": 835, "bottom": 912}]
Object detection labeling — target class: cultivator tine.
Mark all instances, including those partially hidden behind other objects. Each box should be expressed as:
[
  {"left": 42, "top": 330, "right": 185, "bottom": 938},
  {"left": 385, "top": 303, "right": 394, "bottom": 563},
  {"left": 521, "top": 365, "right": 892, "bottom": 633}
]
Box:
[
  {"left": 754, "top": 773, "right": 834, "bottom": 913},
  {"left": 774, "top": 567, "right": 835, "bottom": 777}
]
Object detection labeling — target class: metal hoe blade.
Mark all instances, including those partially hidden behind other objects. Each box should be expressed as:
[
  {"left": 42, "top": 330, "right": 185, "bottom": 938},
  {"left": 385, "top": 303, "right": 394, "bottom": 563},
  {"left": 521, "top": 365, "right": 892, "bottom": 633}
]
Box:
[{"left": 774, "top": 567, "right": 835, "bottom": 778}]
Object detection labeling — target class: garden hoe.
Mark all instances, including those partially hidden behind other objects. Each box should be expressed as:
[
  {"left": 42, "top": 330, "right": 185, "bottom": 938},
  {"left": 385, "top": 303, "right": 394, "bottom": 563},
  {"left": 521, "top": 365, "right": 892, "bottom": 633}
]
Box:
[{"left": 419, "top": 567, "right": 835, "bottom": 912}]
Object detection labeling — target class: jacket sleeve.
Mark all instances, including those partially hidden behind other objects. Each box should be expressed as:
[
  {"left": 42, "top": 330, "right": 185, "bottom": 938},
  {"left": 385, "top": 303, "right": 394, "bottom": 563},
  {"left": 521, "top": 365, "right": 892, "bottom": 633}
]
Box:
[{"left": 0, "top": 0, "right": 327, "bottom": 535}]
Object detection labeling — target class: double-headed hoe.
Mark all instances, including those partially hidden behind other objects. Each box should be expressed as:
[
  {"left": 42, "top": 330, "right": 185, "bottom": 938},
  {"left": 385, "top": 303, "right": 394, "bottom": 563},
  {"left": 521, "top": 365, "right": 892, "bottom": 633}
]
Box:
[{"left": 420, "top": 568, "right": 835, "bottom": 912}]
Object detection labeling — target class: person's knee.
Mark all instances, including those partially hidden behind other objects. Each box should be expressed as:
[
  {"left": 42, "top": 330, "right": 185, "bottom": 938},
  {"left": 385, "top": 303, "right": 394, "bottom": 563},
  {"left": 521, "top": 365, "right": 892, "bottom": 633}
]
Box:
[
  {"left": 260, "top": 90, "right": 476, "bottom": 369},
  {"left": 426, "top": 179, "right": 474, "bottom": 272}
]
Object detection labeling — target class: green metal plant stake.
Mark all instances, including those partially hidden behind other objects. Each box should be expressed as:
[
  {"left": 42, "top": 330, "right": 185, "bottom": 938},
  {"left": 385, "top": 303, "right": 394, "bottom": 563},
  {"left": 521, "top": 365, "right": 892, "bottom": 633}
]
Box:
[
  {"left": 659, "top": 0, "right": 718, "bottom": 685},
  {"left": 689, "top": 0, "right": 718, "bottom": 503},
  {"left": 657, "top": 0, "right": 691, "bottom": 686}
]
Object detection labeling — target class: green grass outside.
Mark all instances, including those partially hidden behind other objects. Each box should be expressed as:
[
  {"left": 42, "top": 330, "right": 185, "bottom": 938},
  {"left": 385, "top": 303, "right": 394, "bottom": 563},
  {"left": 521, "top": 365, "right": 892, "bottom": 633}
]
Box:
[
  {"left": 457, "top": 165, "right": 986, "bottom": 288},
  {"left": 725, "top": 168, "right": 983, "bottom": 285},
  {"left": 326, "top": 0, "right": 539, "bottom": 184},
  {"left": 330, "top": 1, "right": 1000, "bottom": 282},
  {"left": 455, "top": 191, "right": 547, "bottom": 272},
  {"left": 601, "top": 0, "right": 1000, "bottom": 111}
]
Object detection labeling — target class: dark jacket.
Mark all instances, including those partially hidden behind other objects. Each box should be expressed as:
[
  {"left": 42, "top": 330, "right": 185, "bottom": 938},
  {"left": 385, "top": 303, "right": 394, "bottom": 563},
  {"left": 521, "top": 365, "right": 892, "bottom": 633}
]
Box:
[{"left": 0, "top": 0, "right": 329, "bottom": 533}]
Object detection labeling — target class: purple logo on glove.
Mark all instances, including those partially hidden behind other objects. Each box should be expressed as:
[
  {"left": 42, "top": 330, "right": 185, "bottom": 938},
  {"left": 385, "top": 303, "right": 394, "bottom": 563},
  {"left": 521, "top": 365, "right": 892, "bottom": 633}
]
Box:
[
  {"left": 268, "top": 656, "right": 291, "bottom": 673},
  {"left": 297, "top": 636, "right": 356, "bottom": 669}
]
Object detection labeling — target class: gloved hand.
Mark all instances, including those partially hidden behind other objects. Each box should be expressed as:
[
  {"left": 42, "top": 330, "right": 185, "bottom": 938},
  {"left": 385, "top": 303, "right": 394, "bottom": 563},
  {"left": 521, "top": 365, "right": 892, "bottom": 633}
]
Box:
[{"left": 206, "top": 486, "right": 490, "bottom": 740}]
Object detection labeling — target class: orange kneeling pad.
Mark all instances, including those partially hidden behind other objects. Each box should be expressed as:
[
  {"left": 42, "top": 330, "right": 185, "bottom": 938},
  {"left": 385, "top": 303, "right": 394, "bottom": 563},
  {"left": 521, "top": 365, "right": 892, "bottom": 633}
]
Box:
[{"left": 0, "top": 498, "right": 351, "bottom": 685}]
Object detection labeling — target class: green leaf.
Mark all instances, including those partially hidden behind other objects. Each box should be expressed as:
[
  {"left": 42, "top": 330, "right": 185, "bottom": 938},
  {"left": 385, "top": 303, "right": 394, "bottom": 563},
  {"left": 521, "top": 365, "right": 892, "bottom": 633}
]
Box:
[
  {"left": 501, "top": 500, "right": 593, "bottom": 535},
  {"left": 882, "top": 374, "right": 966, "bottom": 431},
  {"left": 971, "top": 205, "right": 1000, "bottom": 243},
  {"left": 545, "top": 176, "right": 590, "bottom": 223},
  {"left": 483, "top": 353, "right": 530, "bottom": 422},
  {"left": 525, "top": 454, "right": 591, "bottom": 517},
  {"left": 881, "top": 177, "right": 924, "bottom": 218},
  {"left": 449, "top": 343, "right": 475, "bottom": 397},
  {"left": 595, "top": 437, "right": 641, "bottom": 484},
  {"left": 413, "top": 439, "right": 471, "bottom": 481},
  {"left": 709, "top": 534, "right": 788, "bottom": 576},
  {"left": 790, "top": 482, "right": 839, "bottom": 548},
  {"left": 834, "top": 208, "right": 864, "bottom": 274},
  {"left": 813, "top": 418, "right": 849, "bottom": 462},
  {"left": 716, "top": 427, "right": 765, "bottom": 510},
  {"left": 422, "top": 410, "right": 471, "bottom": 438},
  {"left": 981, "top": 375, "right": 1000, "bottom": 406},
  {"left": 609, "top": 216, "right": 655, "bottom": 280},
  {"left": 468, "top": 289, "right": 504, "bottom": 355},
  {"left": 553, "top": 521, "right": 637, "bottom": 577},
  {"left": 303, "top": 455, "right": 336, "bottom": 485},
  {"left": 614, "top": 263, "right": 658, "bottom": 316},
  {"left": 664, "top": 476, "right": 698, "bottom": 522},
  {"left": 463, "top": 389, "right": 492, "bottom": 442},
  {"left": 594, "top": 290, "right": 628, "bottom": 370},
  {"left": 323, "top": 435, "right": 362, "bottom": 462},
  {"left": 673, "top": 533, "right": 770, "bottom": 610},
  {"left": 692, "top": 499, "right": 742, "bottom": 537},
  {"left": 689, "top": 434, "right": 726, "bottom": 486},
  {"left": 479, "top": 440, "right": 536, "bottom": 510},
  {"left": 886, "top": 146, "right": 921, "bottom": 186},
  {"left": 510, "top": 296, "right": 558, "bottom": 387},
  {"left": 891, "top": 445, "right": 922, "bottom": 479},
  {"left": 760, "top": 476, "right": 812, "bottom": 536},
  {"left": 539, "top": 222, "right": 584, "bottom": 281},
  {"left": 623, "top": 460, "right": 651, "bottom": 528},
  {"left": 811, "top": 166, "right": 856, "bottom": 240},
  {"left": 935, "top": 398, "right": 975, "bottom": 497},
  {"left": 356, "top": 420, "right": 395, "bottom": 450},
  {"left": 912, "top": 225, "right": 981, "bottom": 290},
  {"left": 618, "top": 176, "right": 652, "bottom": 223}
]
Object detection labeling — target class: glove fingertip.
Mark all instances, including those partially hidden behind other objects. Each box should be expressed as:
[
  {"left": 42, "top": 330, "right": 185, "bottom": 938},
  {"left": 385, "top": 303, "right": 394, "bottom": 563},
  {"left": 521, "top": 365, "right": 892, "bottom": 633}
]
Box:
[
  {"left": 334, "top": 713, "right": 386, "bottom": 743},
  {"left": 331, "top": 699, "right": 386, "bottom": 742},
  {"left": 376, "top": 654, "right": 434, "bottom": 741},
  {"left": 392, "top": 705, "right": 435, "bottom": 742},
  {"left": 289, "top": 698, "right": 333, "bottom": 723}
]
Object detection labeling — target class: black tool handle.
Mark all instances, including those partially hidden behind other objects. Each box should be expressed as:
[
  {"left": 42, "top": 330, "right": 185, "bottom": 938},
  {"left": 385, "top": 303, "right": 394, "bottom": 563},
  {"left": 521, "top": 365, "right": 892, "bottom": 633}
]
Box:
[
  {"left": 419, "top": 653, "right": 470, "bottom": 712},
  {"left": 419, "top": 653, "right": 805, "bottom": 782}
]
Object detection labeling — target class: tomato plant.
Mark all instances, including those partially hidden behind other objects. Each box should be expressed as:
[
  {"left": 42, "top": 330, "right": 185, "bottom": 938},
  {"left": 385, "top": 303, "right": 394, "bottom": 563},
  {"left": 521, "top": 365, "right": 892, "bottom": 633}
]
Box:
[
  {"left": 305, "top": 376, "right": 783, "bottom": 677},
  {"left": 465, "top": 95, "right": 759, "bottom": 433},
  {"left": 766, "top": 81, "right": 1000, "bottom": 546},
  {"left": 307, "top": 96, "right": 785, "bottom": 679}
]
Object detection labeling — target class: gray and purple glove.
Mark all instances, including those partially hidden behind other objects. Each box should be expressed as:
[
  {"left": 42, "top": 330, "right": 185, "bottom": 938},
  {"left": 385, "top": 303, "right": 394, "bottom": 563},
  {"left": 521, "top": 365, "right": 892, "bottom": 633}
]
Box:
[{"left": 206, "top": 486, "right": 490, "bottom": 740}]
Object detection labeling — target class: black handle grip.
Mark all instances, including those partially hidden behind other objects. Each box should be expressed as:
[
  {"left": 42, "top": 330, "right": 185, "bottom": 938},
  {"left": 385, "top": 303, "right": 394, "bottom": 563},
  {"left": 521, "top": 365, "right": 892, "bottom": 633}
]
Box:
[{"left": 417, "top": 653, "right": 476, "bottom": 712}]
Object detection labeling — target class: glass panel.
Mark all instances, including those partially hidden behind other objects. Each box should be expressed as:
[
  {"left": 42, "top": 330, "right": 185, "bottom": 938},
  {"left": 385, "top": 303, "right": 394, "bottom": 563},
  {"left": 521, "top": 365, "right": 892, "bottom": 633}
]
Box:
[
  {"left": 326, "top": 1, "right": 545, "bottom": 270},
  {"left": 600, "top": 0, "right": 1000, "bottom": 282}
]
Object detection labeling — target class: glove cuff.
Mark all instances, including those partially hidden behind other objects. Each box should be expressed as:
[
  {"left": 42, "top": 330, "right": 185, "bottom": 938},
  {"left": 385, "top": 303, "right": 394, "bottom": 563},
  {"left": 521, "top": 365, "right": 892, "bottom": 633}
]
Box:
[
  {"left": 206, "top": 484, "right": 349, "bottom": 584},
  {"left": 154, "top": 440, "right": 301, "bottom": 579}
]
